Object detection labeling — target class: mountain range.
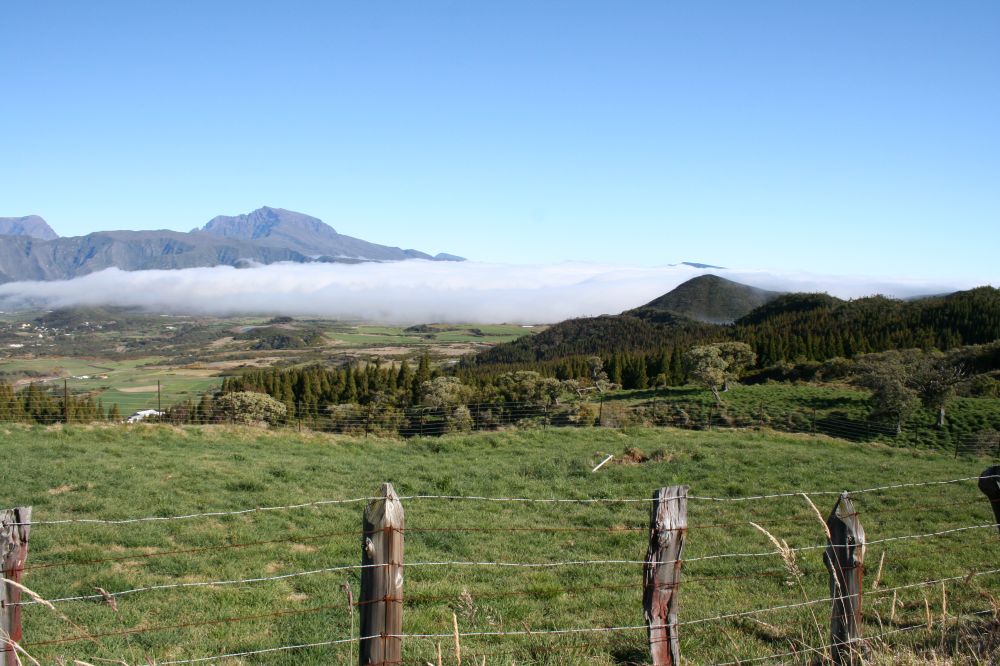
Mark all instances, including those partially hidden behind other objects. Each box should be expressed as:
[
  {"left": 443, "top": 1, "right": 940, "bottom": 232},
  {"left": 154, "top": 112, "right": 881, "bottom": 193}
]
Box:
[{"left": 0, "top": 207, "right": 463, "bottom": 283}]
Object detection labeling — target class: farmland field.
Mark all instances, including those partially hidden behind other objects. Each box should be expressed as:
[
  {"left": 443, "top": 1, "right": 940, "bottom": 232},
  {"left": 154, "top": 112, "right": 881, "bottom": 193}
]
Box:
[
  {"left": 0, "top": 309, "right": 546, "bottom": 414},
  {"left": 6, "top": 424, "right": 997, "bottom": 664}
]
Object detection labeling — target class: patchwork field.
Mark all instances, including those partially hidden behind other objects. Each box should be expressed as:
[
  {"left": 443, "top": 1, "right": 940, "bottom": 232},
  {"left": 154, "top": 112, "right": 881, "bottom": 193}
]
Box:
[
  {"left": 0, "top": 308, "right": 546, "bottom": 413},
  {"left": 5, "top": 425, "right": 997, "bottom": 664}
]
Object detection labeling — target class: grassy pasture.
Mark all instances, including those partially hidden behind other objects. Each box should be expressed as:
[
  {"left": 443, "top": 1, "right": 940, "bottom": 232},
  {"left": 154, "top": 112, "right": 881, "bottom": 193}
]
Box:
[
  {"left": 324, "top": 323, "right": 538, "bottom": 348},
  {"left": 0, "top": 356, "right": 223, "bottom": 414},
  {"left": 5, "top": 425, "right": 997, "bottom": 664},
  {"left": 611, "top": 383, "right": 1000, "bottom": 449}
]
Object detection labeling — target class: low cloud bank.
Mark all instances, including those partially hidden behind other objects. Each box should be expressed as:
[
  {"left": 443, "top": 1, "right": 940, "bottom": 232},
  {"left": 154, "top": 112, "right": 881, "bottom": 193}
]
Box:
[{"left": 0, "top": 261, "right": 985, "bottom": 323}]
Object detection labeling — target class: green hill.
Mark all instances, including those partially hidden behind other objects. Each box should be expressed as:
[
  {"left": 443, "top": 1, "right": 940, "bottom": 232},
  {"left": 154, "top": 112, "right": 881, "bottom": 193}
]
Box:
[
  {"left": 469, "top": 283, "right": 1000, "bottom": 378},
  {"left": 629, "top": 274, "right": 782, "bottom": 324}
]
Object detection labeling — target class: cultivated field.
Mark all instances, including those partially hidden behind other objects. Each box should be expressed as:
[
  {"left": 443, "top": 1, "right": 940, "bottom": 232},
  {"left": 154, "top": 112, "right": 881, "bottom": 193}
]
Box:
[{"left": 5, "top": 425, "right": 997, "bottom": 664}]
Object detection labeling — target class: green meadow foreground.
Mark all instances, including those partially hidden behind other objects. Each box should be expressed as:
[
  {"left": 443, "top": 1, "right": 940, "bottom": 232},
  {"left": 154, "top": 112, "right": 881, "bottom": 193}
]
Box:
[{"left": 5, "top": 425, "right": 998, "bottom": 664}]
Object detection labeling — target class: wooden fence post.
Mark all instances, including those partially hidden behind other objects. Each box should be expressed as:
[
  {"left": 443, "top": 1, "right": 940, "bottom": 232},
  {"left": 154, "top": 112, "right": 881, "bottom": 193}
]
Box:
[
  {"left": 1, "top": 507, "right": 31, "bottom": 665},
  {"left": 360, "top": 483, "right": 404, "bottom": 665},
  {"left": 643, "top": 486, "right": 688, "bottom": 666},
  {"left": 979, "top": 466, "right": 1000, "bottom": 534},
  {"left": 823, "top": 493, "right": 865, "bottom": 665}
]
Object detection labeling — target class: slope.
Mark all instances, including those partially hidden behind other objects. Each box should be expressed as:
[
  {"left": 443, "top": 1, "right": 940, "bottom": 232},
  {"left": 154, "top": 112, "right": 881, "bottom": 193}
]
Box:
[
  {"left": 629, "top": 274, "right": 782, "bottom": 324},
  {"left": 470, "top": 283, "right": 1000, "bottom": 371},
  {"left": 0, "top": 215, "right": 59, "bottom": 240}
]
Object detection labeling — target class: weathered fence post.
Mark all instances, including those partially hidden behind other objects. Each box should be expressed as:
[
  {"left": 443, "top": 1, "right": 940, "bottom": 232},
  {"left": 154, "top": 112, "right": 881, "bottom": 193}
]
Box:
[
  {"left": 979, "top": 466, "right": 1000, "bottom": 534},
  {"left": 360, "top": 484, "right": 404, "bottom": 665},
  {"left": 1, "top": 507, "right": 31, "bottom": 664},
  {"left": 643, "top": 486, "right": 688, "bottom": 666},
  {"left": 823, "top": 493, "right": 865, "bottom": 665}
]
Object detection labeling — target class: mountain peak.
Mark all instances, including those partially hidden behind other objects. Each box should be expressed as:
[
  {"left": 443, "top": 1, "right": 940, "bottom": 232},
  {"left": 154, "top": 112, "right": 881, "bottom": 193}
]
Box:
[
  {"left": 200, "top": 206, "right": 337, "bottom": 241},
  {"left": 0, "top": 215, "right": 59, "bottom": 240},
  {"left": 680, "top": 261, "right": 725, "bottom": 269},
  {"left": 630, "top": 274, "right": 783, "bottom": 324}
]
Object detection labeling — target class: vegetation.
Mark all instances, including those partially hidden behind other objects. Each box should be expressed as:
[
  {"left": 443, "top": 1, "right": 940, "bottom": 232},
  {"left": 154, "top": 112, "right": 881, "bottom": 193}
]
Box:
[
  {"left": 684, "top": 341, "right": 756, "bottom": 404},
  {"left": 467, "top": 286, "right": 1000, "bottom": 379},
  {"left": 627, "top": 273, "right": 780, "bottom": 324},
  {"left": 6, "top": 425, "right": 996, "bottom": 665},
  {"left": 214, "top": 390, "right": 288, "bottom": 425}
]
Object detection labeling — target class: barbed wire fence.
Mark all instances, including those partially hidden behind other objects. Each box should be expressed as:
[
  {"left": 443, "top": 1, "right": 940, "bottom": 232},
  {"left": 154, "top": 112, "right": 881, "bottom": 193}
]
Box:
[{"left": 3, "top": 472, "right": 999, "bottom": 665}]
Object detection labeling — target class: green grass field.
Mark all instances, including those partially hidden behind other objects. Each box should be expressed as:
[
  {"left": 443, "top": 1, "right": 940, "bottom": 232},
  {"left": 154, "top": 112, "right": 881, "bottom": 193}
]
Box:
[
  {"left": 611, "top": 383, "right": 1000, "bottom": 450},
  {"left": 325, "top": 323, "right": 540, "bottom": 348},
  {"left": 0, "top": 356, "right": 223, "bottom": 414},
  {"left": 5, "top": 425, "right": 997, "bottom": 664}
]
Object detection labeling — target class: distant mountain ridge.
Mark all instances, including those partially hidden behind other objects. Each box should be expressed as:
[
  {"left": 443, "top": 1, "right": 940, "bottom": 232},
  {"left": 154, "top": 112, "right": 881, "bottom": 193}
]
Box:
[
  {"left": 0, "top": 216, "right": 59, "bottom": 241},
  {"left": 197, "top": 207, "right": 446, "bottom": 261},
  {"left": 0, "top": 207, "right": 463, "bottom": 283}
]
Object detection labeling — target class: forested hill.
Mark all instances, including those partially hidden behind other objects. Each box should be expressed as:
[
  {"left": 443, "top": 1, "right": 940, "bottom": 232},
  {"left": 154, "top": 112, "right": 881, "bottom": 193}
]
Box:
[
  {"left": 628, "top": 274, "right": 782, "bottom": 324},
  {"left": 467, "top": 285, "right": 1000, "bottom": 374},
  {"left": 737, "top": 287, "right": 1000, "bottom": 365},
  {"left": 471, "top": 315, "right": 720, "bottom": 366}
]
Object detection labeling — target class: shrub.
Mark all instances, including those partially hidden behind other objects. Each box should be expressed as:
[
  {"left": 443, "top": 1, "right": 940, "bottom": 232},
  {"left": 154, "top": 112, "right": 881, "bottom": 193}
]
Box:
[{"left": 215, "top": 391, "right": 287, "bottom": 426}]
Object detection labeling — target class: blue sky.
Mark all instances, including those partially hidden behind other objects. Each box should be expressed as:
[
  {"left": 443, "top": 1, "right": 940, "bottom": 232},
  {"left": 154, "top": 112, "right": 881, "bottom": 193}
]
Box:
[{"left": 2, "top": 1, "right": 998, "bottom": 281}]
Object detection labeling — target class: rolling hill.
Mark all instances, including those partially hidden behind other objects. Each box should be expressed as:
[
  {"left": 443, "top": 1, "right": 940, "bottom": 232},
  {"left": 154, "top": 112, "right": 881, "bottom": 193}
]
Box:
[
  {"left": 468, "top": 278, "right": 1000, "bottom": 373},
  {"left": 628, "top": 274, "right": 782, "bottom": 324}
]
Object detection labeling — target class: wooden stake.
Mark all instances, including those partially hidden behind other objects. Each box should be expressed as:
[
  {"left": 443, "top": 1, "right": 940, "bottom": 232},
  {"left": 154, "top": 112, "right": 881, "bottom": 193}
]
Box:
[
  {"left": 941, "top": 582, "right": 948, "bottom": 627},
  {"left": 872, "top": 551, "right": 885, "bottom": 590},
  {"left": 359, "top": 484, "right": 404, "bottom": 666},
  {"left": 823, "top": 493, "right": 865, "bottom": 665},
  {"left": 978, "top": 466, "right": 1000, "bottom": 534},
  {"left": 643, "top": 486, "right": 688, "bottom": 666},
  {"left": 452, "top": 613, "right": 461, "bottom": 666},
  {"left": 1, "top": 507, "right": 31, "bottom": 666}
]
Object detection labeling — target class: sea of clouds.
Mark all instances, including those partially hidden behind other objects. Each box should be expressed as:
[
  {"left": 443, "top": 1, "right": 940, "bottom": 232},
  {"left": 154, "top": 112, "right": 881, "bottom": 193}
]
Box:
[{"left": 0, "top": 261, "right": 986, "bottom": 324}]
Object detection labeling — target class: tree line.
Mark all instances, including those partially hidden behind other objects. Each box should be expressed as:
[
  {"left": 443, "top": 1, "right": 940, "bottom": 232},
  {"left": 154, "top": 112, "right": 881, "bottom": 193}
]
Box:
[{"left": 0, "top": 382, "right": 121, "bottom": 423}]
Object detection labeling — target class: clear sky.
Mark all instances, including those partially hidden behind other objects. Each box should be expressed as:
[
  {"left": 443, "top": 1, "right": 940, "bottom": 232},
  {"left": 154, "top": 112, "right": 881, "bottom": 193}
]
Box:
[{"left": 2, "top": 1, "right": 998, "bottom": 282}]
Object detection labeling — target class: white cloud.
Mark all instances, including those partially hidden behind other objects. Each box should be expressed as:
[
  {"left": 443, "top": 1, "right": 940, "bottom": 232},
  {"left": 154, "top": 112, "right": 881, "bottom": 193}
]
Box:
[{"left": 0, "top": 261, "right": 987, "bottom": 323}]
